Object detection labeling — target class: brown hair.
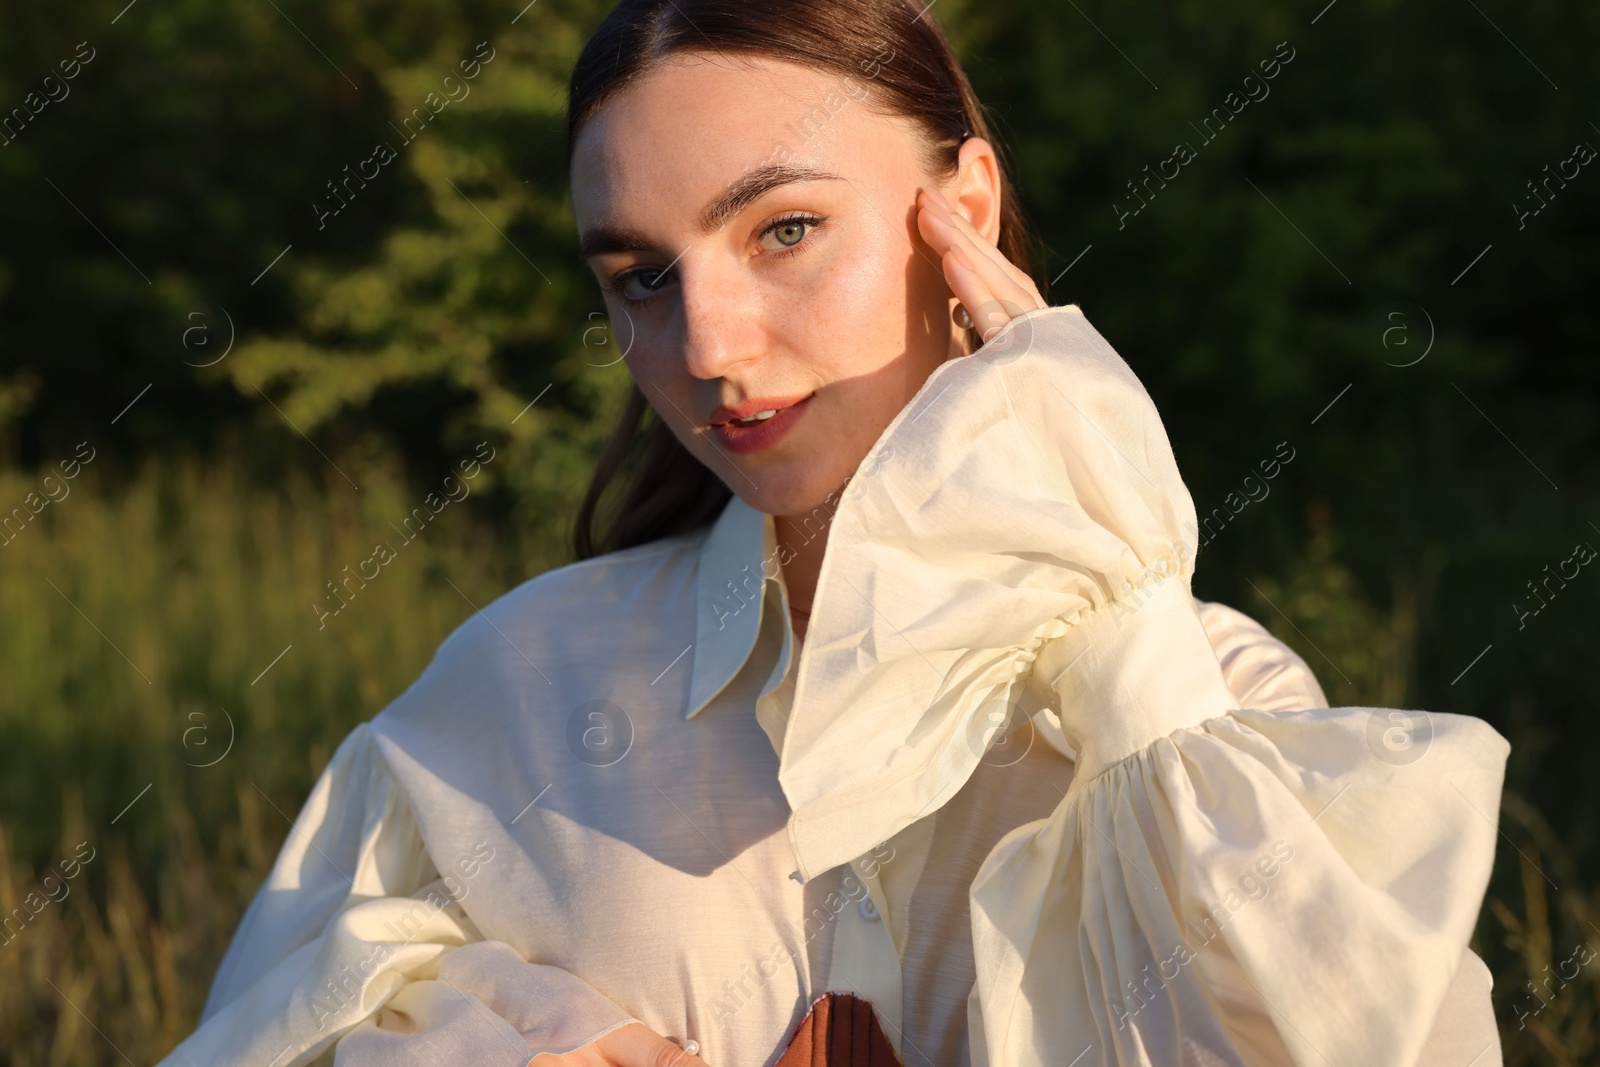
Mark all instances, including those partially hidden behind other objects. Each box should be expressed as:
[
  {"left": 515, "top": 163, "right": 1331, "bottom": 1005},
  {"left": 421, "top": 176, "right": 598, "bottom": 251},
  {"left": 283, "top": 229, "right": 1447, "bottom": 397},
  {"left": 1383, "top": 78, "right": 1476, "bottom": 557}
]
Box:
[{"left": 565, "top": 0, "right": 1047, "bottom": 561}]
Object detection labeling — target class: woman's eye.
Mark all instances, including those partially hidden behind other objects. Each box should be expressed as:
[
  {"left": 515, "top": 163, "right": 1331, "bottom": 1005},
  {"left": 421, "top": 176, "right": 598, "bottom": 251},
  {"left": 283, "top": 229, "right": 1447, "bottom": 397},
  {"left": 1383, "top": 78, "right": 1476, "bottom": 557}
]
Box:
[
  {"left": 606, "top": 215, "right": 823, "bottom": 304},
  {"left": 768, "top": 221, "right": 807, "bottom": 247},
  {"left": 758, "top": 215, "right": 823, "bottom": 253},
  {"left": 615, "top": 267, "right": 673, "bottom": 303}
]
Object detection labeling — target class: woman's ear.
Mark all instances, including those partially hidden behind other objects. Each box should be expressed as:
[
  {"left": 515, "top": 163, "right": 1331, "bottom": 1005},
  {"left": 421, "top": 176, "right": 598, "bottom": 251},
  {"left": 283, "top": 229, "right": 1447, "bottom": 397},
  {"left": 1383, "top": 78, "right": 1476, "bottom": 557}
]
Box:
[{"left": 949, "top": 136, "right": 1004, "bottom": 245}]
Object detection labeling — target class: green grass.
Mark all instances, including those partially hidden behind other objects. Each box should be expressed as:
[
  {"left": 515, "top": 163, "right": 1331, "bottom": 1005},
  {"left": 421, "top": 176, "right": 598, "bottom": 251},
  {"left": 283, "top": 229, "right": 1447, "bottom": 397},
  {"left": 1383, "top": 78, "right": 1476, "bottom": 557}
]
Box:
[
  {"left": 0, "top": 455, "right": 1592, "bottom": 1063},
  {"left": 0, "top": 451, "right": 554, "bottom": 1063}
]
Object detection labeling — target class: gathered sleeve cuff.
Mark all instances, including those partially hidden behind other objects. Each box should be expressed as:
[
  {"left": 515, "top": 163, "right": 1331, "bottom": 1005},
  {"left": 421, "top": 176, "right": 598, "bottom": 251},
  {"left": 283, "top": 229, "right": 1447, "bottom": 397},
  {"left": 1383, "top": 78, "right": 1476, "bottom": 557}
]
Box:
[{"left": 160, "top": 723, "right": 639, "bottom": 1067}]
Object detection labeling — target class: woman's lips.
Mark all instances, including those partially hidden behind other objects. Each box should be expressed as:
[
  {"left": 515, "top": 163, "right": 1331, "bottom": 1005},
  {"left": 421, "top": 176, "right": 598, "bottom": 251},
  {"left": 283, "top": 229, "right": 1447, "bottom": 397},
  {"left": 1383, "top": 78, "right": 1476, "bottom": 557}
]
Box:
[{"left": 710, "top": 394, "right": 814, "bottom": 455}]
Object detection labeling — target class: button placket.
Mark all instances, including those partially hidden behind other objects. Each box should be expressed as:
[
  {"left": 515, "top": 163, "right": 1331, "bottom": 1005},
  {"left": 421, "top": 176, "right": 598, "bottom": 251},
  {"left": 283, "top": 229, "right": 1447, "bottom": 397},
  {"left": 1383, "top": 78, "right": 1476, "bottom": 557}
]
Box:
[
  {"left": 817, "top": 857, "right": 904, "bottom": 1059},
  {"left": 847, "top": 865, "right": 884, "bottom": 923}
]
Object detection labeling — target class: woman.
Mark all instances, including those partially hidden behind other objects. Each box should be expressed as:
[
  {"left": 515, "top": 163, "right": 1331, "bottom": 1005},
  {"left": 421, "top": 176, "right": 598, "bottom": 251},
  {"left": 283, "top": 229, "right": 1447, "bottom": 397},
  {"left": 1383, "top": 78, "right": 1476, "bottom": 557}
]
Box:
[{"left": 159, "top": 2, "right": 1510, "bottom": 1065}]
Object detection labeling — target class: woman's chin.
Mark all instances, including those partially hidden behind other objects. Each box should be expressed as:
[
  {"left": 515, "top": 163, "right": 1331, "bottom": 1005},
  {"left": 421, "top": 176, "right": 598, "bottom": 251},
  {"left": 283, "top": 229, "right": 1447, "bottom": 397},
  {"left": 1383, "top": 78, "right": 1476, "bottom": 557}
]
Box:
[{"left": 732, "top": 471, "right": 853, "bottom": 523}]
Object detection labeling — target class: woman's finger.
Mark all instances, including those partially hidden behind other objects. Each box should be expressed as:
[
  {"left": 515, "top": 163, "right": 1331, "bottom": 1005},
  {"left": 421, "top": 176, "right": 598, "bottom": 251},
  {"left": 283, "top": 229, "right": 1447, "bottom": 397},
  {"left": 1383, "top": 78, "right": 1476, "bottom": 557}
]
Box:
[
  {"left": 935, "top": 239, "right": 992, "bottom": 317},
  {"left": 916, "top": 193, "right": 1006, "bottom": 327},
  {"left": 546, "top": 1021, "right": 716, "bottom": 1067},
  {"left": 935, "top": 223, "right": 1036, "bottom": 342},
  {"left": 918, "top": 215, "right": 986, "bottom": 330},
  {"left": 916, "top": 188, "right": 1044, "bottom": 342},
  {"left": 925, "top": 187, "right": 1043, "bottom": 308},
  {"left": 616, "top": 1023, "right": 715, "bottom": 1067},
  {"left": 930, "top": 186, "right": 1043, "bottom": 300}
]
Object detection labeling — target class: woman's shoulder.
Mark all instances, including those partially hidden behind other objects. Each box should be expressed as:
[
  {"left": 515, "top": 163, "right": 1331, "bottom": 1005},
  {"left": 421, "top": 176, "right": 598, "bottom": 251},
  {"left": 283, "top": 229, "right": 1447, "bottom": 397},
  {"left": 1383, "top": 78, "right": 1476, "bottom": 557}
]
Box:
[
  {"left": 367, "top": 528, "right": 707, "bottom": 738},
  {"left": 464, "top": 531, "right": 696, "bottom": 631}
]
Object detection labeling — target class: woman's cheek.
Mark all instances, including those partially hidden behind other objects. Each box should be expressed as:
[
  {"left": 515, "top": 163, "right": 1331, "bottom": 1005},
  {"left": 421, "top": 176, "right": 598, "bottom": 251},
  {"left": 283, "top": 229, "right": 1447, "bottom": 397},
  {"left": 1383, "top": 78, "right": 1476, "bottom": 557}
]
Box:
[
  {"left": 625, "top": 343, "right": 698, "bottom": 441},
  {"left": 794, "top": 240, "right": 904, "bottom": 370}
]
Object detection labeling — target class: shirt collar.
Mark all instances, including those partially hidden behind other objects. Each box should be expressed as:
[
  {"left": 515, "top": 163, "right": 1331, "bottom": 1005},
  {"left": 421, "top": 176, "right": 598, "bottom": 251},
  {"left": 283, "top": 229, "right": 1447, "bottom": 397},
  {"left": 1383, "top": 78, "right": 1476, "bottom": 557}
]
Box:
[{"left": 685, "top": 492, "right": 785, "bottom": 721}]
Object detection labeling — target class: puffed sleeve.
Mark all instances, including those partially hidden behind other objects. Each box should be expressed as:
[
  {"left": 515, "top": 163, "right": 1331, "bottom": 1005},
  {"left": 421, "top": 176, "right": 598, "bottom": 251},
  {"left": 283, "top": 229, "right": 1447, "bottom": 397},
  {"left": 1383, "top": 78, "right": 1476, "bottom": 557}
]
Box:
[
  {"left": 158, "top": 723, "right": 640, "bottom": 1067},
  {"left": 1194, "top": 600, "right": 1329, "bottom": 712},
  {"left": 1195, "top": 599, "right": 1503, "bottom": 1067},
  {"left": 967, "top": 578, "right": 1506, "bottom": 1067},
  {"left": 768, "top": 304, "right": 1510, "bottom": 1066}
]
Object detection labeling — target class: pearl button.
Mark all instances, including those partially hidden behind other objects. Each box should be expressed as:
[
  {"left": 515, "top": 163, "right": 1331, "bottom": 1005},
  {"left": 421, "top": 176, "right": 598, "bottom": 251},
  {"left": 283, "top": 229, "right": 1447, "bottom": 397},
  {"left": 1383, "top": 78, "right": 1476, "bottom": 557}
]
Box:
[
  {"left": 858, "top": 894, "right": 880, "bottom": 921},
  {"left": 682, "top": 1039, "right": 700, "bottom": 1056}
]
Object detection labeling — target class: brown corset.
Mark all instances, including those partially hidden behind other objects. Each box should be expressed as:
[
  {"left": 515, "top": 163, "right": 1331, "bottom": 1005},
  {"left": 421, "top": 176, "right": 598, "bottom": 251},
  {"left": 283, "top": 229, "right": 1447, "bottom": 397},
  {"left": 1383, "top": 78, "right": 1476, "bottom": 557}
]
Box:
[{"left": 772, "top": 991, "right": 907, "bottom": 1067}]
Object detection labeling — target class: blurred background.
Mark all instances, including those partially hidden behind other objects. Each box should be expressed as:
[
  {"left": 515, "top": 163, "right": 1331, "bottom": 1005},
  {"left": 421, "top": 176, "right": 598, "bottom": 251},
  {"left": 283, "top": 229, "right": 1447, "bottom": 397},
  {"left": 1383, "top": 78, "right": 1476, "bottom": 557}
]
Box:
[{"left": 1, "top": 0, "right": 1596, "bottom": 1061}]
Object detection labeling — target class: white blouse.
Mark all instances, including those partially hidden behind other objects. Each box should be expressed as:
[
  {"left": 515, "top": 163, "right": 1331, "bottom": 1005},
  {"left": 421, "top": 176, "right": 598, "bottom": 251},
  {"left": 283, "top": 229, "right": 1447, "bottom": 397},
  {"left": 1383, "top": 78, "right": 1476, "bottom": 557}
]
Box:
[{"left": 158, "top": 305, "right": 1508, "bottom": 1067}]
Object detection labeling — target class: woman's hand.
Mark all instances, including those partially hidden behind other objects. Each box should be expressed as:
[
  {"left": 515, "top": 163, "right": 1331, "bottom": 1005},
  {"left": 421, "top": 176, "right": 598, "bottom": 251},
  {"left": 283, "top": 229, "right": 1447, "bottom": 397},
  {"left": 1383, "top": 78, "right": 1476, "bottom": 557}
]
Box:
[
  {"left": 533, "top": 1021, "right": 716, "bottom": 1067},
  {"left": 915, "top": 185, "right": 1047, "bottom": 344}
]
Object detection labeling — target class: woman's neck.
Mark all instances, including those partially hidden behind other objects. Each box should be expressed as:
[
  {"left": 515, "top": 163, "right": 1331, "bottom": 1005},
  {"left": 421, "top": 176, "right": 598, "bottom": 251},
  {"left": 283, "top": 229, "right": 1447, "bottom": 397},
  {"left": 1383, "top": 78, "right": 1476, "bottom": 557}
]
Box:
[{"left": 774, "top": 490, "right": 844, "bottom": 645}]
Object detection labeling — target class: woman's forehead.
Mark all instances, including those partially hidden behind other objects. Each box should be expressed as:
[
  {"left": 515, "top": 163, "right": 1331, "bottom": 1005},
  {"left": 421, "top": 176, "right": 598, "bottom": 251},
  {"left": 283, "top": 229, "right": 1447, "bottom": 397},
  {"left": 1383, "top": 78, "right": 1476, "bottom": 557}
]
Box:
[{"left": 570, "top": 51, "right": 910, "bottom": 220}]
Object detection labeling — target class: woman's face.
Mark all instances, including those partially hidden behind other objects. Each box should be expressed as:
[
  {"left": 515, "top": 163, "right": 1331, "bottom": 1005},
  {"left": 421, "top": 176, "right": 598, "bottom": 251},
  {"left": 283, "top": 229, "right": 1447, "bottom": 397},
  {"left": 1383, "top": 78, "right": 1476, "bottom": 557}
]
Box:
[{"left": 570, "top": 51, "right": 1001, "bottom": 520}]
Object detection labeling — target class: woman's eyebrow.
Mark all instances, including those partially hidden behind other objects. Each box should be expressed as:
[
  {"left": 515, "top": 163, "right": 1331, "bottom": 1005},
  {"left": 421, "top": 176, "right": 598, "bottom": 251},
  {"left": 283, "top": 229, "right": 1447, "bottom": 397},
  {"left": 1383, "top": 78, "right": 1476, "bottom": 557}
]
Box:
[
  {"left": 579, "top": 225, "right": 655, "bottom": 260},
  {"left": 695, "top": 162, "right": 842, "bottom": 234},
  {"left": 578, "top": 162, "right": 843, "bottom": 260}
]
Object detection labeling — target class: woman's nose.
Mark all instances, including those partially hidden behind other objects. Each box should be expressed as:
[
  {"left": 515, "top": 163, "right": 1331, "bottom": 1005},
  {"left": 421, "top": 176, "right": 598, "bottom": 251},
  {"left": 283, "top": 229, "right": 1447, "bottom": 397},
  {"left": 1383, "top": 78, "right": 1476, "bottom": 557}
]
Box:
[{"left": 678, "top": 257, "right": 767, "bottom": 380}]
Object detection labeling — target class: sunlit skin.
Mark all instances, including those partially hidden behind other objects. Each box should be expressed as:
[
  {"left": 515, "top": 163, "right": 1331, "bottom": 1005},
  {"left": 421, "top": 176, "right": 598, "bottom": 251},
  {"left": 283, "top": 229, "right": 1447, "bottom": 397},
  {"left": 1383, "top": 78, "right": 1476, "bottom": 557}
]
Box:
[{"left": 570, "top": 52, "right": 1043, "bottom": 651}]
